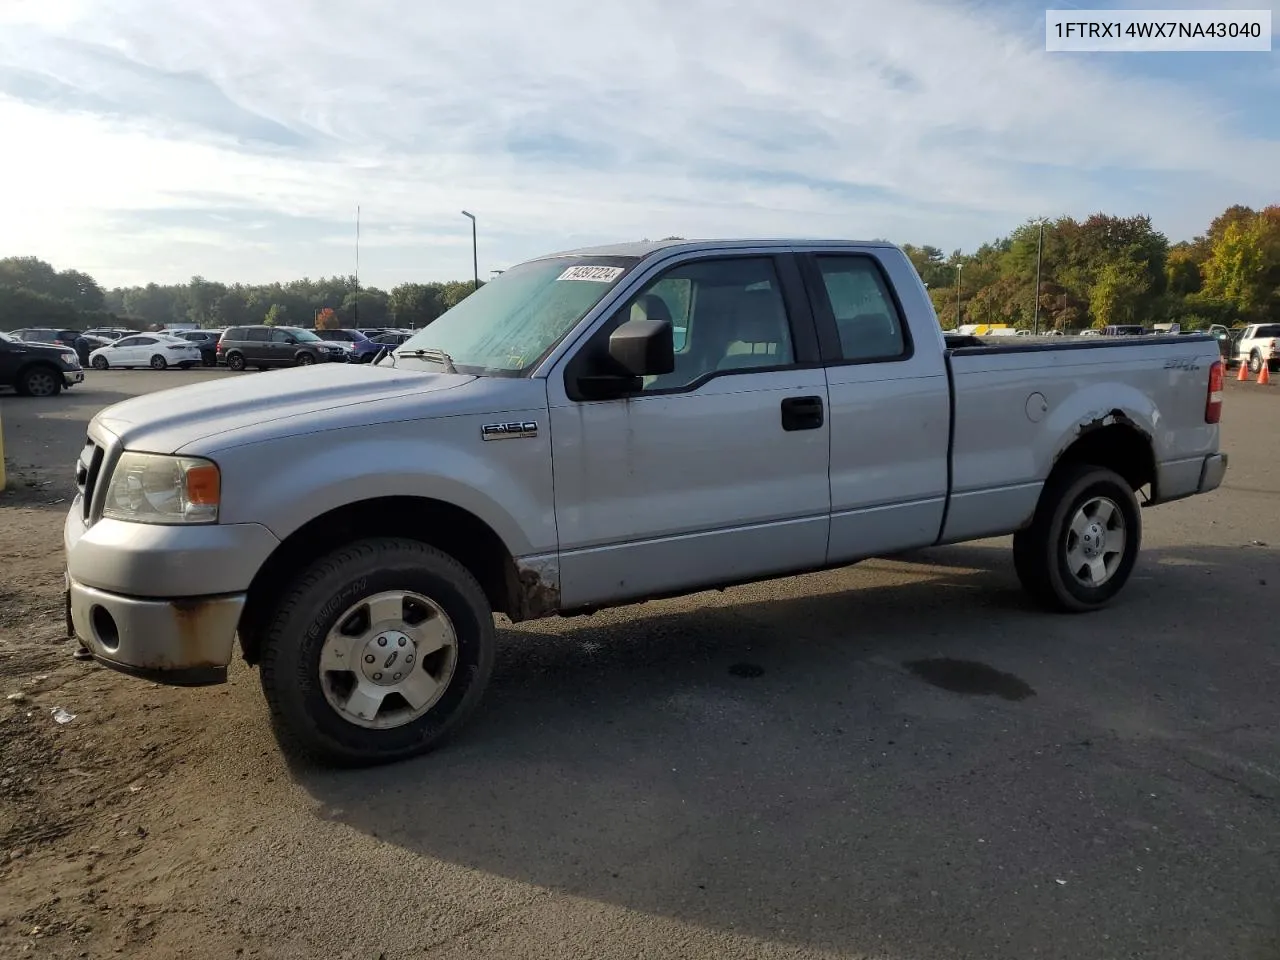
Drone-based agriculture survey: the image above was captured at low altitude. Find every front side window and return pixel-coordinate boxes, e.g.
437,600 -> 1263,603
397,256 -> 638,376
815,256 -> 908,362
615,257 -> 796,393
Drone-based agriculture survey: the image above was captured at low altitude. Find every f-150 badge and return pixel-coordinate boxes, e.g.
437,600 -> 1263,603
481,421 -> 538,440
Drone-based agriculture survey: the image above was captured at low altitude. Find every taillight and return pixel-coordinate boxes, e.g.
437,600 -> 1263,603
1206,359 -> 1223,424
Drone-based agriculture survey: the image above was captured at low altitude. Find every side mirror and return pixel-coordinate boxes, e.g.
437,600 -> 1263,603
607,317 -> 675,377
573,317 -> 675,401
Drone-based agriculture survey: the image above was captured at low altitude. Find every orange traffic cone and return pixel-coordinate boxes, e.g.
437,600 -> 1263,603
1259,363 -> 1272,386
1238,361 -> 1250,382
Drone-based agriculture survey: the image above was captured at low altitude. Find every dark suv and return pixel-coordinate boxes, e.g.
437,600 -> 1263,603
10,328 -> 81,348
0,330 -> 84,396
216,326 -> 346,371
175,329 -> 224,366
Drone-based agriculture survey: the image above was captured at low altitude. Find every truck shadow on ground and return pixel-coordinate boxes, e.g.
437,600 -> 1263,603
289,541 -> 1280,958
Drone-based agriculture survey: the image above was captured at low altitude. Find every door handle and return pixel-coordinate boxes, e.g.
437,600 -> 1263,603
781,395 -> 824,431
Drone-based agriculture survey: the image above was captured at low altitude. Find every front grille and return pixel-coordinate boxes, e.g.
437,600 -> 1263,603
75,439 -> 104,523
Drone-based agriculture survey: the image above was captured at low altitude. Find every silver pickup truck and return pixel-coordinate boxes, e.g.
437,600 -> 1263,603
63,239 -> 1228,764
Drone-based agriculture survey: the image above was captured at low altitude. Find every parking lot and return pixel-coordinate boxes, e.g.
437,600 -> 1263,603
1,369 -> 1277,960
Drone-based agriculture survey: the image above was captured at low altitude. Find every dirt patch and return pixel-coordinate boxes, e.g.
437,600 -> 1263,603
0,503 -> 257,958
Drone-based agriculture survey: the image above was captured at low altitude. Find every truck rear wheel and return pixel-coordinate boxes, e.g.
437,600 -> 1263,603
259,537 -> 496,766
1012,465 -> 1141,612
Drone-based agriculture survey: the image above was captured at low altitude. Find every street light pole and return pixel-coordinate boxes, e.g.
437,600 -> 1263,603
461,210 -> 478,291
1033,217 -> 1047,336
955,263 -> 963,327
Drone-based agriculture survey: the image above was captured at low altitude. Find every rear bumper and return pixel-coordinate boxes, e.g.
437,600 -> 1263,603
1198,453 -> 1228,494
66,575 -> 242,685
1153,453 -> 1228,504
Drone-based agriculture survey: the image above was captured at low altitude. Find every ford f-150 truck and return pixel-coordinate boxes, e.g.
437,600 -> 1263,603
63,239 -> 1228,765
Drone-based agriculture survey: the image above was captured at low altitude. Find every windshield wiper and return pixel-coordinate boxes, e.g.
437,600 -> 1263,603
396,347 -> 457,373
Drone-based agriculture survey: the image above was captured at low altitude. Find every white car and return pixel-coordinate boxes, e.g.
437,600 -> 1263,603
88,334 -> 203,371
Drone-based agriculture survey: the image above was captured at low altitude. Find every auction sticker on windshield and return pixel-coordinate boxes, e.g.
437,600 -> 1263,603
558,265 -> 624,282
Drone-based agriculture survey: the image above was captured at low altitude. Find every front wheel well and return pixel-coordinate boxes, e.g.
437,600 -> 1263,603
238,496 -> 524,665
1049,416 -> 1155,500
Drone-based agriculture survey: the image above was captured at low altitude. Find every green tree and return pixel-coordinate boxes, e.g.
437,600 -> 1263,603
263,303 -> 287,326
389,283 -> 445,328
1201,207 -> 1280,321
1089,259 -> 1152,328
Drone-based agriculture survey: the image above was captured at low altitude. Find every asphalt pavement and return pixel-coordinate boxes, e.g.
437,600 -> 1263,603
1,369 -> 1277,960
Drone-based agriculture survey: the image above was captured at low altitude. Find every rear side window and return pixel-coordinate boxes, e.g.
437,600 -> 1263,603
814,256 -> 908,362
245,328 -> 270,342
222,328 -> 244,340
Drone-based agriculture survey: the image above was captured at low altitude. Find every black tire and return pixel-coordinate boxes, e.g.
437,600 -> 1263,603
91,355 -> 109,370
226,352 -> 246,371
1249,351 -> 1263,375
150,354 -> 168,370
16,365 -> 62,398
296,352 -> 315,366
259,537 -> 497,766
1013,464 -> 1141,613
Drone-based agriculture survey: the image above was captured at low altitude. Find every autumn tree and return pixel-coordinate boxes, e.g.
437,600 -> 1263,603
315,307 -> 339,330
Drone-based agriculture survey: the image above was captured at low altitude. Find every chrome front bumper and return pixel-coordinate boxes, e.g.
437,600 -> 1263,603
66,574 -> 243,685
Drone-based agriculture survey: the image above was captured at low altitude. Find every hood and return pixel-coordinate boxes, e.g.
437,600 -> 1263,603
16,340 -> 73,355
94,363 -> 475,454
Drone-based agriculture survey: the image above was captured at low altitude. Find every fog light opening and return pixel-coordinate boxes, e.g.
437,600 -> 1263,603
91,605 -> 120,652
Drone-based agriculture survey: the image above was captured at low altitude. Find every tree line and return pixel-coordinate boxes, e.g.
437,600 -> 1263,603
0,260 -> 484,332
2,202 -> 1276,334
913,204 -> 1279,332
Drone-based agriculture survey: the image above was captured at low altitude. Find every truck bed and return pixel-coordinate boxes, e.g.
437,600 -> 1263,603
935,331 -> 1220,545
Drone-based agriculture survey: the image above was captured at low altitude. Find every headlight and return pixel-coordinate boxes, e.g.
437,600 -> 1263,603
61,352 -> 79,365
103,453 -> 220,524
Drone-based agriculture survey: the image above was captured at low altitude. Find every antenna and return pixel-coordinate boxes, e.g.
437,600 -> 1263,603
354,205 -> 360,327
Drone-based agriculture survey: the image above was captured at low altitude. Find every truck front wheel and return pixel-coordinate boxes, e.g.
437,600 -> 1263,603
259,537 -> 496,766
1012,465 -> 1141,613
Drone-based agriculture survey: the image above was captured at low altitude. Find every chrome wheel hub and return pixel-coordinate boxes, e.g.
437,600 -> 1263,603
318,590 -> 459,730
1065,496 -> 1127,588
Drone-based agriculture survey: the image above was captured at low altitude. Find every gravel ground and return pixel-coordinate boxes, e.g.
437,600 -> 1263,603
1,370 -> 1277,960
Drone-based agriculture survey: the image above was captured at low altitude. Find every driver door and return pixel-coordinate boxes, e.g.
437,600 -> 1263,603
548,252 -> 831,609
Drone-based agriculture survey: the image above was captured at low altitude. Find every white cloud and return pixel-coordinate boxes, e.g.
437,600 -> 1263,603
0,0 -> 1275,288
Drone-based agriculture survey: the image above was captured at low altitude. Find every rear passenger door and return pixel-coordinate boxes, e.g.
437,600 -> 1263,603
798,251 -> 951,563
244,328 -> 271,364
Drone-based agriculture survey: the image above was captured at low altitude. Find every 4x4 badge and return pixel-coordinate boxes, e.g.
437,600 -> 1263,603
481,421 -> 538,441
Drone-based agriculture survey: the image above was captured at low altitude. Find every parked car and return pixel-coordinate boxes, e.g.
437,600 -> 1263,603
88,333 -> 203,370
83,328 -> 140,340
0,329 -> 84,396
216,326 -> 346,370
1222,323 -> 1280,374
63,238 -> 1228,766
174,329 -> 224,367
368,331 -> 411,349
312,328 -> 380,362
1100,325 -> 1147,336
9,327 -> 81,348
73,333 -> 115,366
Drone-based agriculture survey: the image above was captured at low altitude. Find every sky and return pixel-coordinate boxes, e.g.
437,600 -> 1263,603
0,0 -> 1276,290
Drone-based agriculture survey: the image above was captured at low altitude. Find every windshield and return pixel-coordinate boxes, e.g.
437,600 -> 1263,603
397,255 -> 638,375
286,328 -> 322,342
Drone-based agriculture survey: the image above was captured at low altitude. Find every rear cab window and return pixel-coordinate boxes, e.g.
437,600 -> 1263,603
812,255 -> 910,362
